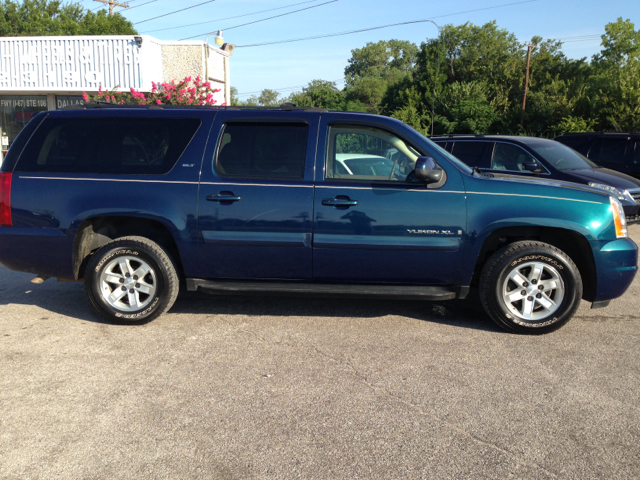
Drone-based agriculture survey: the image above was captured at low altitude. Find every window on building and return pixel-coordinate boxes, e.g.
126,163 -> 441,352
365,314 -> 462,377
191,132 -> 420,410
16,117 -> 201,175
0,95 -> 48,151
215,123 -> 308,179
56,96 -> 85,110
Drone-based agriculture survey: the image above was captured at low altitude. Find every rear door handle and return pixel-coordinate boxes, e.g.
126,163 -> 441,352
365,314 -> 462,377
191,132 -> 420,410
322,197 -> 358,207
207,193 -> 242,202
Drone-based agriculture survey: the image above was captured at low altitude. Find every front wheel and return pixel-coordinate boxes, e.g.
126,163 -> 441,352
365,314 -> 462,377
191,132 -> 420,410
84,236 -> 179,324
479,241 -> 583,334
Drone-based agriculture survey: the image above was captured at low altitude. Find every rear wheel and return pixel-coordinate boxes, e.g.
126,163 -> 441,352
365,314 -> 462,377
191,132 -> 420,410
84,236 -> 179,324
479,241 -> 582,334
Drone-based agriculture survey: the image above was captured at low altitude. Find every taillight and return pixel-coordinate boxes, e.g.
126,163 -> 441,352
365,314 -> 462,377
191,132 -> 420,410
610,196 -> 627,239
0,172 -> 12,227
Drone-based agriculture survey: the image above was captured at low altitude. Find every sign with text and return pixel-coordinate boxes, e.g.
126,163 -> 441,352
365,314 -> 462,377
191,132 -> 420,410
0,37 -> 147,91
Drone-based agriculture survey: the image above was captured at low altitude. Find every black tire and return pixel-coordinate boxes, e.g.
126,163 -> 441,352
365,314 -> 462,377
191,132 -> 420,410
84,236 -> 179,324
479,241 -> 582,334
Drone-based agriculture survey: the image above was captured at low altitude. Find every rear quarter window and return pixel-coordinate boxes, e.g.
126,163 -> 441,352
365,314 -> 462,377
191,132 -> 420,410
15,117 -> 201,175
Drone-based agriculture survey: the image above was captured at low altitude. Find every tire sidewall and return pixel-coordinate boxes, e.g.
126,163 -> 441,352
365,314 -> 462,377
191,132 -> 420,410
488,245 -> 581,333
86,243 -> 169,323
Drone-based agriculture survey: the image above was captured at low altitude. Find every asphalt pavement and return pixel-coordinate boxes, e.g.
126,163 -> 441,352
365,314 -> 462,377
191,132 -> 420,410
1,226 -> 639,479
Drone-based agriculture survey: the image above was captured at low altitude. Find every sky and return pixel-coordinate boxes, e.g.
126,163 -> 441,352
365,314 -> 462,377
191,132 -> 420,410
85,0 -> 639,100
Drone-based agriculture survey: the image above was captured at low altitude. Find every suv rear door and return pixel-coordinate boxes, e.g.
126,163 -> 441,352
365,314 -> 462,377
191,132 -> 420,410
588,136 -> 632,175
196,111 -> 318,280
312,116 -> 466,285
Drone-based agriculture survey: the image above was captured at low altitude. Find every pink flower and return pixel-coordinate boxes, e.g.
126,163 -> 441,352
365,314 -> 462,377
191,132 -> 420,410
82,91 -> 89,102
221,102 -> 227,106
156,99 -> 162,105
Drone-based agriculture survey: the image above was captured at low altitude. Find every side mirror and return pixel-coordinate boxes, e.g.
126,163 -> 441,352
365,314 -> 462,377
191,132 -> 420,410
522,162 -> 542,173
414,156 -> 443,184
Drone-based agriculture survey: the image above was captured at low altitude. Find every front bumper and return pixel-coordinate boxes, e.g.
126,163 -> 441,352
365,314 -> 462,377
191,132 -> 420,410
590,237 -> 638,302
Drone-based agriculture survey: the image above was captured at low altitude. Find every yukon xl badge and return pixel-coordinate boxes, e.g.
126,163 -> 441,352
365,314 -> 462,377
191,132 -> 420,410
407,229 -> 463,235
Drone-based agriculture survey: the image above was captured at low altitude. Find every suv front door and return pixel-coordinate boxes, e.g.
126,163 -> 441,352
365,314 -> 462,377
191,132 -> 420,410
312,118 -> 466,285
196,111 -> 318,280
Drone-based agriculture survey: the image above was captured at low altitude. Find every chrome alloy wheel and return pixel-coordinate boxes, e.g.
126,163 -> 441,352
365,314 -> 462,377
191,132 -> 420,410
99,255 -> 157,311
502,261 -> 565,321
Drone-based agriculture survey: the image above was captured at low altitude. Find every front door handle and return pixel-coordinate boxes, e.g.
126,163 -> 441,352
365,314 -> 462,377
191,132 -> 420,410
322,197 -> 358,207
207,192 -> 242,202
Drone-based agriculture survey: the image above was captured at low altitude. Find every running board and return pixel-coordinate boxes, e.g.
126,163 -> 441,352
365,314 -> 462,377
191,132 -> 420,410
186,278 -> 469,301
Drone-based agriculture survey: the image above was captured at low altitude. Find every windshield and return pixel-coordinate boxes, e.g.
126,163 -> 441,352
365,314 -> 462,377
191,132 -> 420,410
530,142 -> 598,171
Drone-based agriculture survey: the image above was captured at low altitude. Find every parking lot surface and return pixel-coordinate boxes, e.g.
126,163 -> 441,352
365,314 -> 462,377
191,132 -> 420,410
1,226 -> 639,479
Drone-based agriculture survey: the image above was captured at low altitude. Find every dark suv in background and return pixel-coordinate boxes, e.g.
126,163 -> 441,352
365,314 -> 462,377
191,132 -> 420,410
432,135 -> 640,222
555,132 -> 640,180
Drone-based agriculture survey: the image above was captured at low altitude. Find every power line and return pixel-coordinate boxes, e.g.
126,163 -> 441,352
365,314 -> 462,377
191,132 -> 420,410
180,0 -> 339,40
134,0 -> 218,25
124,0 -> 158,11
235,0 -> 537,48
236,79 -> 345,97
141,0 -> 322,34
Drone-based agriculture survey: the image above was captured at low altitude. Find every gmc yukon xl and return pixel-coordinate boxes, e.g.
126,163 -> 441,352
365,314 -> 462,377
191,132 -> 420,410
0,104 -> 636,334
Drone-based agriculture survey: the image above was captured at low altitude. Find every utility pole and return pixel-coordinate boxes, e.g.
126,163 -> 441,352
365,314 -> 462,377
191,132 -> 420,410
520,42 -> 534,129
94,0 -> 129,16
425,20 -> 441,136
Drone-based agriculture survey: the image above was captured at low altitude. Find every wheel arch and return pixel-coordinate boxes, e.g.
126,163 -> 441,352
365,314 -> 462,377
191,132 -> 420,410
471,225 -> 597,302
73,216 -> 184,281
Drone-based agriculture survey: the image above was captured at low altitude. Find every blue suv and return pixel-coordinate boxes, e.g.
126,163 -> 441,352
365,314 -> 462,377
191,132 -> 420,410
0,105 -> 637,334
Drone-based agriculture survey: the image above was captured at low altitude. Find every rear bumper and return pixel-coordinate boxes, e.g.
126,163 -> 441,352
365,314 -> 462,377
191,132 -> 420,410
591,237 -> 638,302
0,227 -> 74,279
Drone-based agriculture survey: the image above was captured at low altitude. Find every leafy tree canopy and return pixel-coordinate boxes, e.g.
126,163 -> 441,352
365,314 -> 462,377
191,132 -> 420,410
0,0 -> 137,36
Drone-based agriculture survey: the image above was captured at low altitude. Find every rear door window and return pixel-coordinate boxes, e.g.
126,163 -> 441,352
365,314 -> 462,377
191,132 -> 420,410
17,117 -> 201,175
589,138 -> 628,164
215,123 -> 307,179
451,141 -> 492,168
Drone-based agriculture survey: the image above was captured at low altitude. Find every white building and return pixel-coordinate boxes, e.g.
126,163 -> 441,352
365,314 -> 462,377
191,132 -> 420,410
0,35 -> 232,156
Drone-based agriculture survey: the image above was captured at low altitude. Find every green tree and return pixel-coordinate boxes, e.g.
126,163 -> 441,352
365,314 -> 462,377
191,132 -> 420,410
0,0 -> 137,36
343,39 -> 418,114
589,18 -> 640,131
257,88 -> 280,106
287,80 -> 345,110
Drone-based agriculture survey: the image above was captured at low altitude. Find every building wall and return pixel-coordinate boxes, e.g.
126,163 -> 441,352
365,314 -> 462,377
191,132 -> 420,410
160,43 -> 229,105
0,35 -> 231,158
161,45 -> 204,86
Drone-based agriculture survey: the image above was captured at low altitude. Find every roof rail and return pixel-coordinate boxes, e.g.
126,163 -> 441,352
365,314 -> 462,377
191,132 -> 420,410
558,131 -> 639,135
62,101 -> 329,113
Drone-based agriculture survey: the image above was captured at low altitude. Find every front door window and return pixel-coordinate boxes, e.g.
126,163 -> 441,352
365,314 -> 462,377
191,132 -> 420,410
326,125 -> 420,182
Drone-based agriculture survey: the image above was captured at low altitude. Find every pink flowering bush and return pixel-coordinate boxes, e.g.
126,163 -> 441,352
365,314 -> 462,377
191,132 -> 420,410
84,76 -> 224,106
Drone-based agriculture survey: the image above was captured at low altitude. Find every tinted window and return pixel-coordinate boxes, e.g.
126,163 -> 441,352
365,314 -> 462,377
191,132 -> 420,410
556,135 -> 593,154
491,143 -> 539,171
529,141 -> 597,170
17,117 -> 201,175
590,138 -> 627,164
326,125 -> 420,182
451,141 -> 492,168
216,123 -> 307,179
635,142 -> 640,164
